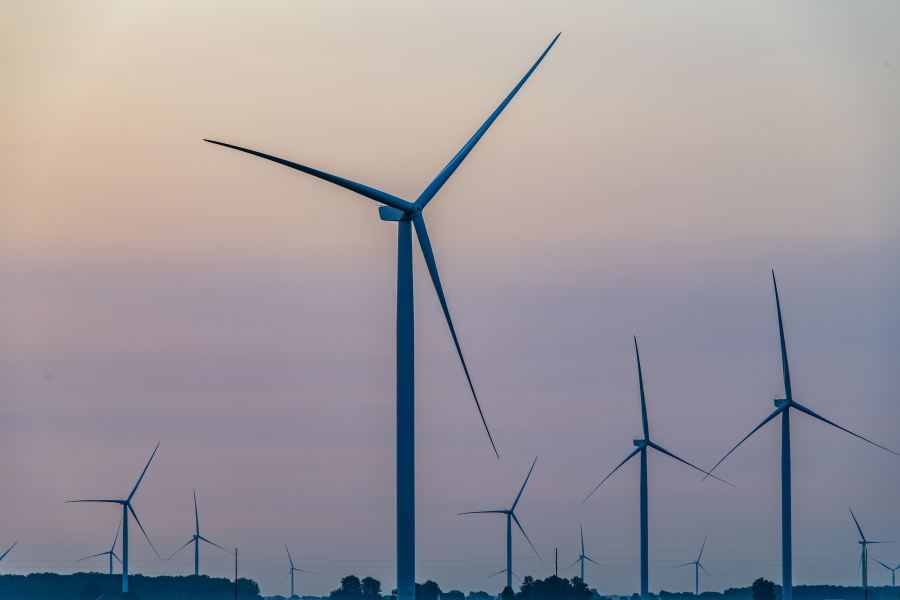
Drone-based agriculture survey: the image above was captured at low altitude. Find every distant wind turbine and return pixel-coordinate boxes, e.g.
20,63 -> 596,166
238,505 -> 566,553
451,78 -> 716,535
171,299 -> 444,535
850,509 -> 892,591
204,34 -> 560,600
584,338 -> 730,600
78,519 -> 122,575
705,273 -> 898,600
168,491 -> 229,575
67,443 -> 162,593
488,568 -> 522,583
0,541 -> 18,573
565,525 -> 605,583
460,457 -> 542,590
873,560 -> 900,587
674,537 -> 713,596
282,545 -> 306,598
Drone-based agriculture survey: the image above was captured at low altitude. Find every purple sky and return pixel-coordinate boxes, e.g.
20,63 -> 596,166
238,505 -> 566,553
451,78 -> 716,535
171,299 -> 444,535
1,1 -> 899,597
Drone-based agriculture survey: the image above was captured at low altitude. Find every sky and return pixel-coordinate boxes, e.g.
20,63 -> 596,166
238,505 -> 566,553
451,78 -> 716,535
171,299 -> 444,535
1,0 -> 899,597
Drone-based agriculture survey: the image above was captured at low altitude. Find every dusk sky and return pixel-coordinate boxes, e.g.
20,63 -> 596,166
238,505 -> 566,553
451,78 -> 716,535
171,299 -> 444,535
1,1 -> 899,597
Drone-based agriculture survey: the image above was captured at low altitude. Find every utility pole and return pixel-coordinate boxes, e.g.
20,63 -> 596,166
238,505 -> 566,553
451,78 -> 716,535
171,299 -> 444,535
235,548 -> 238,600
555,548 -> 558,577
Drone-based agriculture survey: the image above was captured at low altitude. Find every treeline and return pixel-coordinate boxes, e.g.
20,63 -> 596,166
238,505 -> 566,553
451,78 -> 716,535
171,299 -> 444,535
0,572 -> 262,600
657,584 -> 900,600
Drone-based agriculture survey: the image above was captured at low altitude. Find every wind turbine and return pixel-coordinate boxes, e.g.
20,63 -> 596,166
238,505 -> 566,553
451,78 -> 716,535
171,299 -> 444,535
0,541 -> 18,573
584,338 -> 729,600
565,525 -> 604,583
78,519 -> 123,575
283,545 -> 306,598
704,272 -> 898,600
850,509 -> 892,591
873,560 -> 900,587
488,568 -> 522,584
204,34 -> 560,600
460,457 -> 542,590
674,537 -> 712,596
168,491 -> 229,575
67,443 -> 162,593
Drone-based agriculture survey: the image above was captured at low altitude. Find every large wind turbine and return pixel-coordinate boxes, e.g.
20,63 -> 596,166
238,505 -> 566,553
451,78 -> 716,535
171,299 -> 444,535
67,443 -> 162,593
565,525 -> 604,583
460,457 -> 542,590
850,509 -> 891,591
674,537 -> 712,596
78,519 -> 122,575
705,273 -> 898,600
0,541 -> 18,573
283,545 -> 306,598
584,338 -> 729,600
873,560 -> 900,587
168,490 -> 229,575
204,35 -> 559,600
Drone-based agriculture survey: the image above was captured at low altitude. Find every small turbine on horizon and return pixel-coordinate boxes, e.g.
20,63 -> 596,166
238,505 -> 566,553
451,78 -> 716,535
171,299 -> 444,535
488,568 -> 522,584
77,518 -> 123,575
460,457 -> 542,590
565,525 -> 605,583
705,273 -> 898,600
282,545 -> 307,598
0,541 -> 18,574
583,338 -> 730,600
674,536 -> 713,596
850,509 -> 892,591
873,560 -> 900,587
168,490 -> 230,575
67,443 -> 162,593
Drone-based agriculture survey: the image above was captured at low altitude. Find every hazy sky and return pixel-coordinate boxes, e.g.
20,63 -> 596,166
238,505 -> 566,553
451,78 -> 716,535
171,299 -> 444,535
1,1 -> 899,597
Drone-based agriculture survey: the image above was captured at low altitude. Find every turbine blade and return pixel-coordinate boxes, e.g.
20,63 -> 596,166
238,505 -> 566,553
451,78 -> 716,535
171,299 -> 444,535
487,569 -> 506,579
0,541 -> 18,562
203,140 -> 413,213
703,405 -> 786,480
511,513 -> 543,563
127,442 -> 160,502
166,539 -> 195,562
113,552 -> 123,565
699,563 -> 716,583
564,558 -> 581,573
412,215 -> 498,458
874,559 -> 891,570
286,545 -> 295,569
792,402 -> 900,457
199,536 -> 231,553
416,33 -> 561,209
698,536 -> 707,561
66,499 -> 125,504
648,441 -> 733,486
112,517 -> 122,550
280,571 -> 292,588
194,490 -> 200,536
634,337 -> 649,440
77,552 -> 109,562
128,504 -> 161,561
511,457 -> 538,511
458,510 -> 508,515
584,556 -> 607,569
673,563 -> 693,568
583,445 -> 643,505
772,271 -> 793,401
